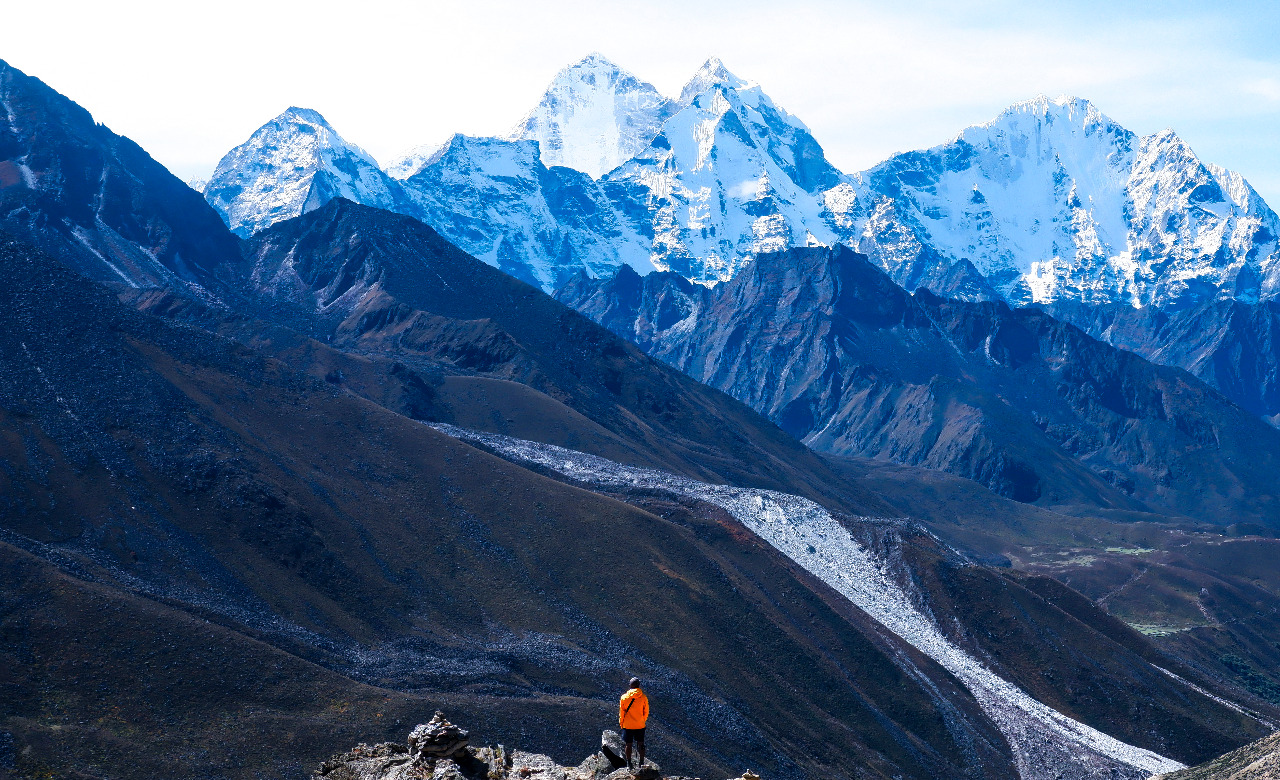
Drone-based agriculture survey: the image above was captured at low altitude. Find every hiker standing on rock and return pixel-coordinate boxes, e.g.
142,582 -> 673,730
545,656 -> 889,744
619,676 -> 649,768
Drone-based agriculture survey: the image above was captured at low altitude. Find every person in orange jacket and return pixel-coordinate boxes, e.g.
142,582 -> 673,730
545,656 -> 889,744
619,676 -> 649,768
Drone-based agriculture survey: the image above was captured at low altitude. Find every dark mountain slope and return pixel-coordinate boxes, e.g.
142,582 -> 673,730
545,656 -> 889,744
1051,299 -> 1280,426
6,230 -> 1271,776
560,246 -> 1280,527
0,538 -> 493,780
0,59 -> 242,296
0,234 -> 1027,780
556,264 -> 713,352
235,198 -> 889,512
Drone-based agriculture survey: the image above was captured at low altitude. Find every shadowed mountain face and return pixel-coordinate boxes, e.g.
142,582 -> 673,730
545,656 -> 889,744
1,233 -> 1011,780
556,264 -> 713,353
0,59 -> 242,296
558,246 -> 1280,526
2,226 -> 1270,780
1050,299 -> 1280,427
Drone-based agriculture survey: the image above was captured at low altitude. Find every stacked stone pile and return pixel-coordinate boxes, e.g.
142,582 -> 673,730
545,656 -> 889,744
408,712 -> 471,761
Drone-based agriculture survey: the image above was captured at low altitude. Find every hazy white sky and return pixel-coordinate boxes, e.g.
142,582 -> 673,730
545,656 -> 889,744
7,0 -> 1280,203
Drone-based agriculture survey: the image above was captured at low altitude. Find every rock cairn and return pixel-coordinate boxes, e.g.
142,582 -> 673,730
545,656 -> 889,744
407,712 -> 470,760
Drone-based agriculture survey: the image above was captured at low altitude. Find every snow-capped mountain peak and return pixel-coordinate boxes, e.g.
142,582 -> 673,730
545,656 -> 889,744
197,56 -> 1280,312
397,132 -> 655,291
506,52 -> 671,179
957,94 -> 1132,159
204,107 -> 404,237
277,105 -> 328,128
839,95 -> 1280,308
677,57 -> 755,105
604,59 -> 842,283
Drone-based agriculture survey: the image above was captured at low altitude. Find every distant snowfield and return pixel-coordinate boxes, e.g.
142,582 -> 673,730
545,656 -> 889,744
432,423 -> 1187,780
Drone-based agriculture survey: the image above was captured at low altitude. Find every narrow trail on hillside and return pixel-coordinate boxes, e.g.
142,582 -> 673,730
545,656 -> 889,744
433,423 -> 1188,780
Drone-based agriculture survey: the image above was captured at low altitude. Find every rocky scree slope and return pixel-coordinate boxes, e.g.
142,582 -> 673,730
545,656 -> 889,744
0,59 -> 242,297
431,424 -> 1278,779
558,245 -> 1280,527
1153,728 -> 1280,780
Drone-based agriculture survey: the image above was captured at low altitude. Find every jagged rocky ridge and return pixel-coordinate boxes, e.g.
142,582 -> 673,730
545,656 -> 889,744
201,61 -> 1280,306
558,246 -> 1280,526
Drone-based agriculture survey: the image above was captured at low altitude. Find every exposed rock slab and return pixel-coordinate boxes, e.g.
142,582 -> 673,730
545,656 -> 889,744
316,722 -> 692,780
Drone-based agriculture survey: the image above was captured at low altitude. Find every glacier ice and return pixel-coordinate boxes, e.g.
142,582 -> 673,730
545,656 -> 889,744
431,423 -> 1189,780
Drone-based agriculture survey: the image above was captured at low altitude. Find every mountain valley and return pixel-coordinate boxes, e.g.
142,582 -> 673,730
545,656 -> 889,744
2,50 -> 1280,780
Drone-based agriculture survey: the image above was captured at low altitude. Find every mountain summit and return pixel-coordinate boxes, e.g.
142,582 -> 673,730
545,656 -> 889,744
203,107 -> 407,237
836,94 -> 1280,308
676,56 -> 753,104
602,57 -> 842,282
507,53 -> 673,179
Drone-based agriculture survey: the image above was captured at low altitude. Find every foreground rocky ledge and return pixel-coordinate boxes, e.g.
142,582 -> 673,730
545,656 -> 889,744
315,712 -> 760,780
1151,729 -> 1280,780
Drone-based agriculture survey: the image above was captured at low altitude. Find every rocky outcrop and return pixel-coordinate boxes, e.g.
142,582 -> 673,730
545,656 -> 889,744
1152,730 -> 1280,780
315,718 -> 694,780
